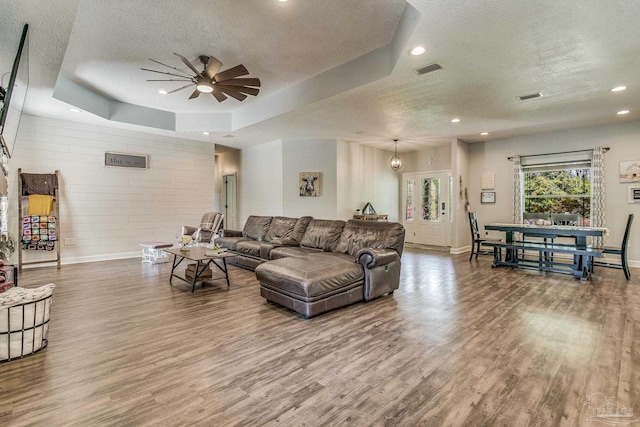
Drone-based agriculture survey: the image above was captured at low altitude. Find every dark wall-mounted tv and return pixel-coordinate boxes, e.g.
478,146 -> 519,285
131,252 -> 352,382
0,23 -> 29,160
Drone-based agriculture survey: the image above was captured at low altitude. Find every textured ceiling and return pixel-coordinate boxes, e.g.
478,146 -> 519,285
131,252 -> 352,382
1,0 -> 639,152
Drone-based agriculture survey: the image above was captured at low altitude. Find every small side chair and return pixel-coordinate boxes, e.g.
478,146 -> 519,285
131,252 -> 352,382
181,212 -> 224,244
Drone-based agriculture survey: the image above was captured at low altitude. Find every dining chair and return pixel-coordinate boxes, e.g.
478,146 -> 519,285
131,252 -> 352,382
468,211 -> 501,261
591,214 -> 634,280
551,213 -> 580,226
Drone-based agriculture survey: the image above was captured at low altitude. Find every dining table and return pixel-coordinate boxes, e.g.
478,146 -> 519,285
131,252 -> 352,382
484,223 -> 608,280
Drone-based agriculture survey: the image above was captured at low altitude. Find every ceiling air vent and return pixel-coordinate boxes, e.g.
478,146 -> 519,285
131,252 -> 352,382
517,92 -> 542,101
415,63 -> 443,75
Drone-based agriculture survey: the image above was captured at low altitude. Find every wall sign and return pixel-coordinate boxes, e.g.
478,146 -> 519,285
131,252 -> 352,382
105,152 -> 148,169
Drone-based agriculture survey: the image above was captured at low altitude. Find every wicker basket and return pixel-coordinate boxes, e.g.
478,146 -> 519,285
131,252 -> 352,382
0,284 -> 54,362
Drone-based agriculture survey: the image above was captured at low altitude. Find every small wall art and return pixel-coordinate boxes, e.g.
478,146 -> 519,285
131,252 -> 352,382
619,160 -> 640,183
481,191 -> 496,204
629,186 -> 640,204
299,172 -> 321,197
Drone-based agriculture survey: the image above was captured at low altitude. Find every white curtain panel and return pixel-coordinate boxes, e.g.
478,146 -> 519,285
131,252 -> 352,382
591,147 -> 606,247
512,155 -> 523,224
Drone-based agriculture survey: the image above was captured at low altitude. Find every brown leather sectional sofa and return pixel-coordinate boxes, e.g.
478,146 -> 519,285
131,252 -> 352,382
216,215 -> 405,318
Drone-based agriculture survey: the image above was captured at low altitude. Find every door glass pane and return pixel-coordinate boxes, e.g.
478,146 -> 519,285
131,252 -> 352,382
405,179 -> 414,221
421,178 -> 440,221
448,175 -> 453,222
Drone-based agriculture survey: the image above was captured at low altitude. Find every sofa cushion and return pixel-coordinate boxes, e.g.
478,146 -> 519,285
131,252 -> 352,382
299,219 -> 345,252
216,236 -> 252,251
242,216 -> 273,241
291,216 -> 313,242
270,246 -> 322,260
264,217 -> 298,242
236,240 -> 262,258
255,253 -> 364,300
335,220 -> 405,257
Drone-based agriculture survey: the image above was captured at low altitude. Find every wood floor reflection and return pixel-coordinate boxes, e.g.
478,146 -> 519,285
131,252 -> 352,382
1,248 -> 638,426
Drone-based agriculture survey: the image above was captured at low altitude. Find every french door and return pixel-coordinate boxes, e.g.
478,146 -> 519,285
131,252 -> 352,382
402,171 -> 452,247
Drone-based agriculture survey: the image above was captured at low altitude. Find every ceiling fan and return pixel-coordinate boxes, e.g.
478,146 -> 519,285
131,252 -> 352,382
141,53 -> 261,102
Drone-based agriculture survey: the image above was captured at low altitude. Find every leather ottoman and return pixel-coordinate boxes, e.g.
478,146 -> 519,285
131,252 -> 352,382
255,253 -> 365,318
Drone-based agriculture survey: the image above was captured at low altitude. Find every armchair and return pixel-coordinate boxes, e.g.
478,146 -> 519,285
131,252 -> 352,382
181,212 -> 224,244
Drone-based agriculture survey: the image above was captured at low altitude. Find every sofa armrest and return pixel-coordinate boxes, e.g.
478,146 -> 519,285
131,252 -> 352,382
356,248 -> 401,301
356,248 -> 399,268
221,229 -> 242,237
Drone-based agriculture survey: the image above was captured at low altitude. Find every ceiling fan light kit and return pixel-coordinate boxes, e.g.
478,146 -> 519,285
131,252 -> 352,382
142,53 -> 261,102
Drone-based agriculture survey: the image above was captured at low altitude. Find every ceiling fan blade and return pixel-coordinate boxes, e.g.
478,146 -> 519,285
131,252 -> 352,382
214,64 -> 249,83
167,84 -> 194,94
145,79 -> 192,82
217,86 -> 247,101
189,89 -> 201,99
147,58 -> 193,77
141,68 -> 195,79
173,52 -> 201,76
211,89 -> 228,102
204,56 -> 224,80
218,78 -> 261,87
216,85 -> 259,96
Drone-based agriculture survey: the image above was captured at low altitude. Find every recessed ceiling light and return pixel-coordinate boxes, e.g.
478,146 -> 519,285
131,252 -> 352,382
610,86 -> 627,92
617,110 -> 630,115
480,132 -> 489,136
202,132 -> 210,135
410,46 -> 426,56
158,89 -> 168,95
451,118 -> 460,123
278,0 -> 288,2
69,108 -> 81,113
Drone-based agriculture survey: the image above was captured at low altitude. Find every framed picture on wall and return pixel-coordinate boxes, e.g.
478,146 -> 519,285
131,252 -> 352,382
481,191 -> 496,204
299,172 -> 321,197
619,160 -> 640,183
629,186 -> 640,204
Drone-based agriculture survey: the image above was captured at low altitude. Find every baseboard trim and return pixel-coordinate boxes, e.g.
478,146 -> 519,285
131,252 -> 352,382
20,251 -> 141,269
450,246 -> 471,255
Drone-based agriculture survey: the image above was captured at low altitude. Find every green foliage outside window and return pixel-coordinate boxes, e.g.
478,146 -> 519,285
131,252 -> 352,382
524,169 -> 591,222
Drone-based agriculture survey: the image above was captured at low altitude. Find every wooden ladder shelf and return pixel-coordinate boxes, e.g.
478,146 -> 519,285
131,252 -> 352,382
17,169 -> 61,272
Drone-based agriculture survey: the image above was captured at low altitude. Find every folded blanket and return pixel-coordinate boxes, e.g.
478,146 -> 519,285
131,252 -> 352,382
27,195 -> 53,216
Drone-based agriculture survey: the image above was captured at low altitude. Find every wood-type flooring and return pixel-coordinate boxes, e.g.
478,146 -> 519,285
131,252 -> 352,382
0,248 -> 638,426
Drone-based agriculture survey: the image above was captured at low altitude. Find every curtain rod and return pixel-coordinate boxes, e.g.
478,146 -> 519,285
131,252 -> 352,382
507,147 -> 609,161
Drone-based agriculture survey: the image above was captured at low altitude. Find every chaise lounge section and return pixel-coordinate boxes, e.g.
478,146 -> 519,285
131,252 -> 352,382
218,216 -> 405,318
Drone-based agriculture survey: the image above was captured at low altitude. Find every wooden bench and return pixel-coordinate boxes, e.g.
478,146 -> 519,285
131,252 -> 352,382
487,241 -> 603,281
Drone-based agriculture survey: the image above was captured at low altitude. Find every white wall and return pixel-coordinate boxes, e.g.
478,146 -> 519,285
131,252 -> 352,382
8,114 -> 216,265
282,139 -> 337,219
467,120 -> 640,266
239,139 -> 283,226
402,144 -> 452,174
337,141 -> 399,221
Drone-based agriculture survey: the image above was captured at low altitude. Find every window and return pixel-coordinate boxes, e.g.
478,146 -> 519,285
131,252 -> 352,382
523,163 -> 591,225
421,177 -> 440,221
405,179 -> 414,221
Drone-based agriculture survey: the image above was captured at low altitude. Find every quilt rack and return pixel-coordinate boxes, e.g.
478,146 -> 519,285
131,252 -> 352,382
17,169 -> 61,272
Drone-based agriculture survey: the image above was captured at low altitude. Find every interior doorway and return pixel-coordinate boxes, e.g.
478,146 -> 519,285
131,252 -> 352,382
402,170 -> 453,247
222,173 -> 237,230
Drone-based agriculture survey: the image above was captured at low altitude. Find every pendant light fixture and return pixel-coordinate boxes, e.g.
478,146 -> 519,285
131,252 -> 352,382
389,139 -> 403,171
